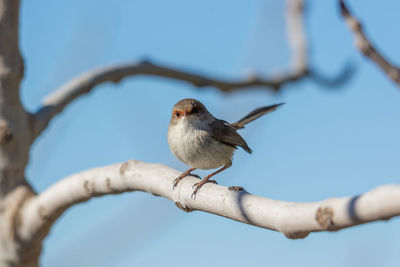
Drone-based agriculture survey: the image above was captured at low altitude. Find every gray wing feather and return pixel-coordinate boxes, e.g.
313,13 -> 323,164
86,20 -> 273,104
210,120 -> 252,154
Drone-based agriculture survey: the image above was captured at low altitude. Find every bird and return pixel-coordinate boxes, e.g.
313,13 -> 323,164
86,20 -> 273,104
167,98 -> 283,198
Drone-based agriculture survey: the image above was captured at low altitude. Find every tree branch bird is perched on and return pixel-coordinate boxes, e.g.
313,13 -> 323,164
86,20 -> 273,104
168,98 -> 284,198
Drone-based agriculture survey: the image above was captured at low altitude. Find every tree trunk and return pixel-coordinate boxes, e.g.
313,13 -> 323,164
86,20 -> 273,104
0,0 -> 39,266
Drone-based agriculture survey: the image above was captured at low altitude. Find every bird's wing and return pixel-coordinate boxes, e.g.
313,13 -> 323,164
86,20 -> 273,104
230,103 -> 284,130
210,119 -> 252,154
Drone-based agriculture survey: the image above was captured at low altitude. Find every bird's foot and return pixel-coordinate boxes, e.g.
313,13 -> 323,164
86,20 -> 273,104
172,176 -> 184,189
191,180 -> 217,189
172,170 -> 200,190
191,179 -> 218,199
191,184 -> 201,199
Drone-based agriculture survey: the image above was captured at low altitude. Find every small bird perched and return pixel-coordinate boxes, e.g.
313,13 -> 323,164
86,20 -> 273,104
167,98 -> 283,198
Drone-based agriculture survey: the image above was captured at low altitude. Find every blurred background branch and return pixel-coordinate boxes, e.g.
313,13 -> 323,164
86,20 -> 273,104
340,0 -> 400,87
31,0 -> 354,141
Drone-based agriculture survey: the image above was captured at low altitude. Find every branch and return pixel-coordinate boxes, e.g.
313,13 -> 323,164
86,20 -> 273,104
339,0 -> 400,87
29,60 -> 303,139
286,0 -> 307,73
18,160 -> 400,244
0,0 -> 32,196
30,0 -> 353,140
29,60 -> 300,138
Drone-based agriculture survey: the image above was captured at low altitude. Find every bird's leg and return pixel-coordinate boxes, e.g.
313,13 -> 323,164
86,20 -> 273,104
173,168 -> 197,189
191,163 -> 232,198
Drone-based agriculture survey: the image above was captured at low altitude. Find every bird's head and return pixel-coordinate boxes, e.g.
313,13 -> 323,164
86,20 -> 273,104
170,98 -> 212,126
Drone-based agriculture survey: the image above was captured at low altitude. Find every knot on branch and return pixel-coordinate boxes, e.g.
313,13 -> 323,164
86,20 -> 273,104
0,120 -> 13,143
316,206 -> 335,229
83,180 -> 95,196
175,201 -> 193,212
284,231 -> 310,239
228,186 -> 244,192
120,160 -> 137,176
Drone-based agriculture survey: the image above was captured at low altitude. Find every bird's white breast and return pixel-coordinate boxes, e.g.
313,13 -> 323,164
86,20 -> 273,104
168,118 -> 235,170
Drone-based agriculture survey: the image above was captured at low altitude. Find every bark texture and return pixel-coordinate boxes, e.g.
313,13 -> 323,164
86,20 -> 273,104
0,1 -> 39,266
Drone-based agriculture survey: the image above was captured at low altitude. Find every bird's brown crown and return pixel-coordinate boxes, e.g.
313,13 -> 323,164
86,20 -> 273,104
172,98 -> 206,118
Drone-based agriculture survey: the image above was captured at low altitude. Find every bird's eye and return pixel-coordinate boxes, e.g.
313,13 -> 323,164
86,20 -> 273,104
175,112 -> 180,118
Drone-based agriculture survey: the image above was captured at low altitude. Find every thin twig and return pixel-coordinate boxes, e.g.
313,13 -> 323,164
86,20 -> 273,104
339,0 -> 400,87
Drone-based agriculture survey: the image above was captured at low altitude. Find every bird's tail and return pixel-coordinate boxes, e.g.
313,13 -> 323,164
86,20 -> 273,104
230,103 -> 284,130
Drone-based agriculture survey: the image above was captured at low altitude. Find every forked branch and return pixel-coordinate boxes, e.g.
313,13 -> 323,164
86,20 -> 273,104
18,160 -> 400,244
30,0 -> 353,140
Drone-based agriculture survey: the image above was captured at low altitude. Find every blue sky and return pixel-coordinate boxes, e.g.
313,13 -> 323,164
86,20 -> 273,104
20,0 -> 400,266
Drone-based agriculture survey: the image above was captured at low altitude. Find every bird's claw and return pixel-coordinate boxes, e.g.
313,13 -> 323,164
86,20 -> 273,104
191,180 -> 217,189
173,171 -> 201,190
189,173 -> 201,179
172,177 -> 181,190
191,184 -> 201,199
190,179 -> 218,199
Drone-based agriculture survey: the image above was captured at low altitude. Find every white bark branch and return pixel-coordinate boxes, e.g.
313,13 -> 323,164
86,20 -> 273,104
340,0 -> 400,87
18,160 -> 400,243
286,0 -> 307,73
